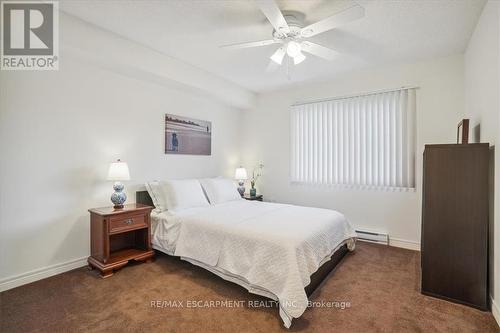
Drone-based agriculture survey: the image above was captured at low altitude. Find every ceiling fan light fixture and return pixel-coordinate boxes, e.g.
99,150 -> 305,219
270,47 -> 286,65
286,41 -> 301,57
293,52 -> 306,65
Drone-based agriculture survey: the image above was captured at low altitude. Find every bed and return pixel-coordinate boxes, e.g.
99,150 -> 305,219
137,185 -> 356,328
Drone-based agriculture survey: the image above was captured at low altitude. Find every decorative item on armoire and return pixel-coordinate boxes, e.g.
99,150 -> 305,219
107,159 -> 130,209
457,119 -> 469,144
235,167 -> 248,196
250,163 -> 264,197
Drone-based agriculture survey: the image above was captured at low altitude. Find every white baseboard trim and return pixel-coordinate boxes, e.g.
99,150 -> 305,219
492,296 -> 500,327
389,237 -> 421,251
0,257 -> 88,292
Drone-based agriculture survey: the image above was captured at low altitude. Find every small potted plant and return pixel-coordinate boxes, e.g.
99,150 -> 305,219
250,163 -> 264,197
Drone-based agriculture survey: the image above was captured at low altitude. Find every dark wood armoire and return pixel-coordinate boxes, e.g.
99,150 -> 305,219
421,143 -> 489,310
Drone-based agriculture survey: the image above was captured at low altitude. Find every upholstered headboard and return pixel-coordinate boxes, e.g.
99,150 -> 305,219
136,191 -> 154,207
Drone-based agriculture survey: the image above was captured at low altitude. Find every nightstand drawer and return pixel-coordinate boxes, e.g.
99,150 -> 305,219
109,214 -> 146,234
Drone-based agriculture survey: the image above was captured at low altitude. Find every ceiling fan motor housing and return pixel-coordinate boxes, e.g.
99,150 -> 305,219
272,11 -> 305,40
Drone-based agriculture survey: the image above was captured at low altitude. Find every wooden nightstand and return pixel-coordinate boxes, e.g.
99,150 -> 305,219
88,203 -> 154,278
243,194 -> 263,201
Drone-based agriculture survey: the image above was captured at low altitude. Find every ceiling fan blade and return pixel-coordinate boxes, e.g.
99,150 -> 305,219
255,0 -> 290,35
301,41 -> 339,61
300,5 -> 365,38
220,39 -> 280,50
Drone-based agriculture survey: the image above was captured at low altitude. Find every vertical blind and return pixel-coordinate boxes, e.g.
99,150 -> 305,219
290,88 -> 416,190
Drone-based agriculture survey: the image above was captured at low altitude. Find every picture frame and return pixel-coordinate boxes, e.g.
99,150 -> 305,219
165,114 -> 212,155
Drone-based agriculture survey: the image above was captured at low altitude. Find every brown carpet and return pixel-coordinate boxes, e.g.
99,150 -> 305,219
1,242 -> 498,333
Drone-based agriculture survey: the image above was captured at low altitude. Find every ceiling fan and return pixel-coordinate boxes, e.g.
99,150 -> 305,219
220,0 -> 365,69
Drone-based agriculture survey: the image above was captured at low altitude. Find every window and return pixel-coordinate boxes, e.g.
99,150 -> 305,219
290,88 -> 416,190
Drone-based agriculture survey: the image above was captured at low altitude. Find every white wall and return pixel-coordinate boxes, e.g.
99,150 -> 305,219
462,0 -> 500,322
0,16 -> 243,289
241,55 -> 464,250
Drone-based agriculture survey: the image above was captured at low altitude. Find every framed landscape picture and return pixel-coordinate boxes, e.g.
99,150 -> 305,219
165,114 -> 212,155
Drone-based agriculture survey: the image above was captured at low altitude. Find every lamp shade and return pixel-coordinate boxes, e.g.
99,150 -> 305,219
293,52 -> 306,65
234,167 -> 248,180
270,47 -> 286,65
286,41 -> 301,57
107,160 -> 130,181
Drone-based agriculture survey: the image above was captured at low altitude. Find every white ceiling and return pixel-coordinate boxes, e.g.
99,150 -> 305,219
61,0 -> 485,93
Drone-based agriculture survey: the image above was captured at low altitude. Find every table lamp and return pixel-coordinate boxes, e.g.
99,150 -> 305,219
107,159 -> 130,209
234,167 -> 248,196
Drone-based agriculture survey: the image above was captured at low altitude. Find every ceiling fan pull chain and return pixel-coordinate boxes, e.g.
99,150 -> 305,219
286,56 -> 291,81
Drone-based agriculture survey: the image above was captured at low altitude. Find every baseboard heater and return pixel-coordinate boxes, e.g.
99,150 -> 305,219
355,230 -> 389,245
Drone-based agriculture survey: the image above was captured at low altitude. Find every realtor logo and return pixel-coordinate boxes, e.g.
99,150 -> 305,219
1,1 -> 59,70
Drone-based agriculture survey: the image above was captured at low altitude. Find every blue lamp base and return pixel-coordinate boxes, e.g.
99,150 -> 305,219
111,181 -> 127,209
237,180 -> 245,197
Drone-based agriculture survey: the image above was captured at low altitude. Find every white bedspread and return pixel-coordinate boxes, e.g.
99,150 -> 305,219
151,200 -> 356,327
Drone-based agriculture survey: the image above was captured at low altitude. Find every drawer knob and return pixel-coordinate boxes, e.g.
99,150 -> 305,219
124,219 -> 133,225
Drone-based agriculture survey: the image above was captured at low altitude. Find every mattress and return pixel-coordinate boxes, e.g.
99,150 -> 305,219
151,200 -> 356,328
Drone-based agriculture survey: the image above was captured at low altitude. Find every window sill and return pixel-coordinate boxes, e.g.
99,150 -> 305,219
290,182 -> 417,192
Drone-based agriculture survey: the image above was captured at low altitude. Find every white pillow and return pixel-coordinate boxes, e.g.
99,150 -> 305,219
145,181 -> 167,212
199,178 -> 242,205
160,179 -> 209,211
